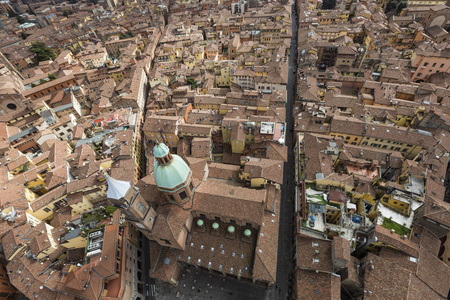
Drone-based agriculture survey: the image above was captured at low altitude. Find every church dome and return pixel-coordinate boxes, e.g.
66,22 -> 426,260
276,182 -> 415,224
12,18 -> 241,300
153,145 -> 192,192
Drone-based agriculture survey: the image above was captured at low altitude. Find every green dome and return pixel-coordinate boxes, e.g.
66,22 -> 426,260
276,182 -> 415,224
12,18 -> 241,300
212,222 -> 219,229
153,143 -> 170,158
154,153 -> 192,192
197,219 -> 204,226
244,229 -> 251,237
227,226 -> 235,233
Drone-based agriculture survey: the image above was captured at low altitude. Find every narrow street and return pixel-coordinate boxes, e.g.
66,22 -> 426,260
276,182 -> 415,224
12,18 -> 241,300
147,3 -> 299,299
273,1 -> 298,299
143,231 -> 157,299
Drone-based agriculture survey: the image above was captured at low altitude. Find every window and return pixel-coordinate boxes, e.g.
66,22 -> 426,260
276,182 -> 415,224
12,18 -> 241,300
230,220 -> 236,224
6,103 -> 17,110
168,194 -> 175,201
190,182 -> 194,191
215,217 -> 221,222
43,207 -> 51,212
179,191 -> 188,200
136,202 -> 145,212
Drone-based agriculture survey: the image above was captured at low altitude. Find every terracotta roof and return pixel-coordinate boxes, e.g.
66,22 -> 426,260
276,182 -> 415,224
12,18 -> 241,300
46,165 -> 68,190
23,74 -> 75,97
363,252 -> 412,300
252,194 -> 280,283
375,225 -> 419,257
416,248 -> 450,298
57,264 -> 104,300
296,236 -> 333,273
0,182 -> 28,210
30,185 -> 67,211
152,204 -> 191,242
407,274 -> 446,300
243,158 -> 284,184
149,241 -> 179,282
193,180 -> 266,225
92,210 -> 120,279
191,137 -> 211,158
295,269 -> 341,300
208,163 -> 240,182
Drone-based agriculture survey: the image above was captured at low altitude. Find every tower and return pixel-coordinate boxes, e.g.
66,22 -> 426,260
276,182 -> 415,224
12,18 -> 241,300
104,173 -> 156,237
0,64 -> 26,116
153,143 -> 194,205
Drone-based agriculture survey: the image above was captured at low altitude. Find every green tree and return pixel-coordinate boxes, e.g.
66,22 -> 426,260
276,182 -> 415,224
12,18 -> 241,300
396,2 -> 407,15
119,31 -> 134,39
39,79 -> 47,85
186,77 -> 198,89
48,73 -> 57,80
16,15 -> 26,24
322,0 -> 335,9
31,83 -> 37,87
30,41 -> 57,62
71,48 -> 81,55
20,31 -> 30,40
385,1 -> 397,13
7,9 -> 17,18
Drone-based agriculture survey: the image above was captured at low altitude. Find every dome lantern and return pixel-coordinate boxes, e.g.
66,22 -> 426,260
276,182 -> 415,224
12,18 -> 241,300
153,143 -> 173,166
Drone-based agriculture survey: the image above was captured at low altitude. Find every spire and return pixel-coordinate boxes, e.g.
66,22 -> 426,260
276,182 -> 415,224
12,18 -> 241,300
103,173 -> 131,200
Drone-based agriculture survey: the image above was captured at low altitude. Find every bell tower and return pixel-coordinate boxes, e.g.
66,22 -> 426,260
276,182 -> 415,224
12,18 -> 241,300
104,173 -> 156,238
